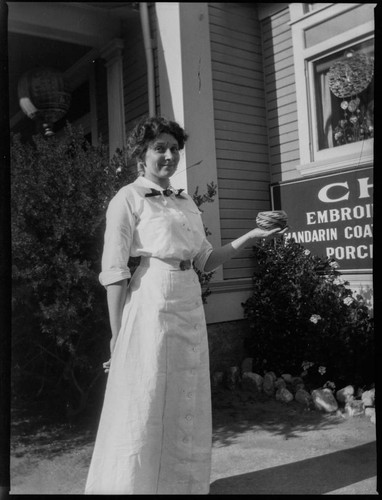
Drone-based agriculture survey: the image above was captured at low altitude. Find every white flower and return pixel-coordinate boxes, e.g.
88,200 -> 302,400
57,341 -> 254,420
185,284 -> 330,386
301,361 -> 314,371
343,297 -> 354,306
333,278 -> 343,286
324,380 -> 336,391
304,249 -> 311,256
318,366 -> 326,375
310,314 -> 321,324
329,260 -> 339,269
116,166 -> 122,173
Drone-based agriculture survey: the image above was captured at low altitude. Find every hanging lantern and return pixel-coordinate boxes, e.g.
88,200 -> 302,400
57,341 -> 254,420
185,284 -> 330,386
18,67 -> 71,136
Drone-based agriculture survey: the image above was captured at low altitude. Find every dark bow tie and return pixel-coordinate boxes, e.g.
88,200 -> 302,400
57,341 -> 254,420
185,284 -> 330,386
145,188 -> 185,198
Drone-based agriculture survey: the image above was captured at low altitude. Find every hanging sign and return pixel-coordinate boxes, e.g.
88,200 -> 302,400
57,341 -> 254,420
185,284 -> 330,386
270,167 -> 373,272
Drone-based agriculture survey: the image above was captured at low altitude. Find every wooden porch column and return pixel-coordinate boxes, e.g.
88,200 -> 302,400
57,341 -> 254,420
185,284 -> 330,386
155,2 -> 223,280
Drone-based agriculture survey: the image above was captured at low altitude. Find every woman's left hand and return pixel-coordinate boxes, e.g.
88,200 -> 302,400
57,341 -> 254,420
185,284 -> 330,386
249,226 -> 288,242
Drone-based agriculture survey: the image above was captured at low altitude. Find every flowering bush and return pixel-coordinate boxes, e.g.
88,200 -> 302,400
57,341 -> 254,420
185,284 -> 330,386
242,238 -> 374,388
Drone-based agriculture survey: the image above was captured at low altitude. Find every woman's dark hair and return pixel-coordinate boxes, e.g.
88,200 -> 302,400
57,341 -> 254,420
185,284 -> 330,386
126,116 -> 188,161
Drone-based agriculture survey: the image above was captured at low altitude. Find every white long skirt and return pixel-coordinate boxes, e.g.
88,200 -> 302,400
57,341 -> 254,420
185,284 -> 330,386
85,257 -> 212,494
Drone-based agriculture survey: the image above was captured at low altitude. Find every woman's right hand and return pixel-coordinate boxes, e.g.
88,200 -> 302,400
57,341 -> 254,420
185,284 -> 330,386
103,359 -> 111,373
103,337 -> 117,373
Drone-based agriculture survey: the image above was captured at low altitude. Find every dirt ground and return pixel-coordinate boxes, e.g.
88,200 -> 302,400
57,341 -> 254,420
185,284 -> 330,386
9,388 -> 378,495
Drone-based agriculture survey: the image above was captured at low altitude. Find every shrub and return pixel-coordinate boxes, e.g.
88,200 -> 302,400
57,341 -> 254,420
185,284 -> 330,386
242,238 -> 374,389
11,125 -> 136,415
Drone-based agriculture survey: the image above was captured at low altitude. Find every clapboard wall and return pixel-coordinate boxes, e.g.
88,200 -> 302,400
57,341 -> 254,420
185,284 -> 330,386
260,6 -> 300,183
122,19 -> 150,137
208,2 -> 271,280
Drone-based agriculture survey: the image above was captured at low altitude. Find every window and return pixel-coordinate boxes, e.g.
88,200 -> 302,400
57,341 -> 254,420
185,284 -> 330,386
290,3 -> 375,175
313,39 -> 374,152
304,4 -> 327,15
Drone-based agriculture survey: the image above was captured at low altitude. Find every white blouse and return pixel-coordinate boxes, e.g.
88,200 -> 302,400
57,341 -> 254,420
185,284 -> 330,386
99,176 -> 213,286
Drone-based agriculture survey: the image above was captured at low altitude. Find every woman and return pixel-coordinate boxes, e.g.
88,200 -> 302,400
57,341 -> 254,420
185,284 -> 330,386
85,116 -> 286,494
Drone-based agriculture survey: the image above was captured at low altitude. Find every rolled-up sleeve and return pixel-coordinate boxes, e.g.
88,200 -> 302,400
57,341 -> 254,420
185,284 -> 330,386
193,236 -> 213,273
99,192 -> 136,286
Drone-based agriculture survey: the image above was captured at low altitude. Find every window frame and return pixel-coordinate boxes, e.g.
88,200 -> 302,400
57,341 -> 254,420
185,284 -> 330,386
290,3 -> 375,176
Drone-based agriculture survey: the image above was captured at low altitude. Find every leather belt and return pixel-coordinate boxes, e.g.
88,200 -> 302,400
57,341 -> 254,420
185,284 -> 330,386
179,259 -> 192,270
140,257 -> 193,271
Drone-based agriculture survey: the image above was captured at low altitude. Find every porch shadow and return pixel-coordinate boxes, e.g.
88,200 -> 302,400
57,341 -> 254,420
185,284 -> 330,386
212,395 -> 345,446
210,441 -> 377,495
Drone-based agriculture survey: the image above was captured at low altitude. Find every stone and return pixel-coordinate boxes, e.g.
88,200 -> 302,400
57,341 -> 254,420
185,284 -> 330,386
224,366 -> 240,390
241,372 -> 263,393
293,383 -> 305,394
276,387 -> 294,403
275,377 -> 287,390
291,377 -> 304,387
281,373 -> 293,383
361,388 -> 375,407
336,385 -> 354,404
212,371 -> 224,387
311,388 -> 338,413
365,407 -> 376,424
356,387 -> 364,399
295,388 -> 312,406
345,399 -> 365,417
263,372 -> 276,396
241,357 -> 253,373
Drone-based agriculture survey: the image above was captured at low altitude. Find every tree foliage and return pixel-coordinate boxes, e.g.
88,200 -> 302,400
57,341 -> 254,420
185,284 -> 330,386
242,238 -> 374,389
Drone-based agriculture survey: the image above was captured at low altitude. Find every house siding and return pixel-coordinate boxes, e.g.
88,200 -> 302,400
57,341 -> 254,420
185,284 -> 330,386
260,6 -> 300,183
208,2 -> 271,281
122,21 -> 149,136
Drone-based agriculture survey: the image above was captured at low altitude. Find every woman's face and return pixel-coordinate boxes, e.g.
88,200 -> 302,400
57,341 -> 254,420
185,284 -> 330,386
142,133 -> 180,187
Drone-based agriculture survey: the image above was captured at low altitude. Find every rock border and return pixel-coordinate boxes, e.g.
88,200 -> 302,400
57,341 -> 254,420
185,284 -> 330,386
212,359 -> 375,425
